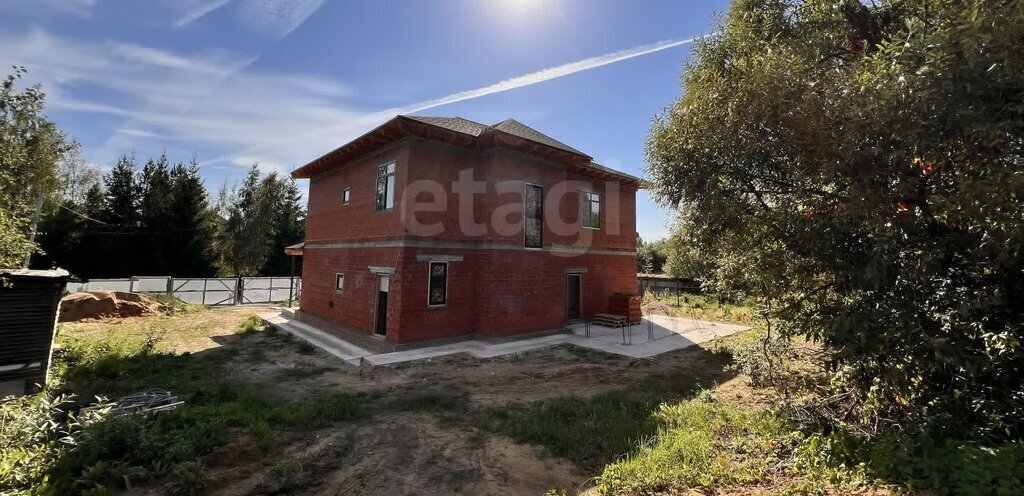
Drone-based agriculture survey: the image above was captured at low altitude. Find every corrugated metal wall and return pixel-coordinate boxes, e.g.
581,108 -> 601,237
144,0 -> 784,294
0,274 -> 66,394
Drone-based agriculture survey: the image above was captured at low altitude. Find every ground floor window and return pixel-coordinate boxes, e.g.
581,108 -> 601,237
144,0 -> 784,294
428,262 -> 447,306
335,273 -> 344,292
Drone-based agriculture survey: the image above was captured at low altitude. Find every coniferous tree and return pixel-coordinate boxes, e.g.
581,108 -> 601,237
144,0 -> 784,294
263,178 -> 306,276
139,154 -> 173,274
75,183 -> 107,277
167,158 -> 216,276
100,154 -> 141,276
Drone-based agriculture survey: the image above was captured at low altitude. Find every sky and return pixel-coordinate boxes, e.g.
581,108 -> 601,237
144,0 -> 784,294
0,0 -> 728,241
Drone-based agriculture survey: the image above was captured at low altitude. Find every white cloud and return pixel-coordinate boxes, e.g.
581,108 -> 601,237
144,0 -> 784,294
0,0 -> 96,17
172,0 -> 327,38
174,0 -> 236,27
0,27 -> 698,183
211,35 -> 701,169
236,0 -> 328,38
405,37 -> 699,114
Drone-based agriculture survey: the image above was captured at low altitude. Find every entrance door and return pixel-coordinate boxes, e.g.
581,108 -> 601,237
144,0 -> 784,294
374,275 -> 389,335
566,273 -> 582,321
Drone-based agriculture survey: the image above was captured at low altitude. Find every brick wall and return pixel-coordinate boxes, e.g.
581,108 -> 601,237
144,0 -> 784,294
299,137 -> 638,344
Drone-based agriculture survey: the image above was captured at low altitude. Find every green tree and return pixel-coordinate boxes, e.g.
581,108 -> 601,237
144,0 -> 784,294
139,154 -> 174,273
215,166 -> 277,276
262,178 -> 305,276
0,68 -> 69,266
99,154 -> 141,276
167,158 -> 216,276
215,166 -> 306,276
637,237 -> 669,274
646,0 -> 1024,435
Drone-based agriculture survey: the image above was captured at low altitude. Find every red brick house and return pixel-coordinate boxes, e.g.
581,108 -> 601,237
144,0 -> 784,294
291,115 -> 639,348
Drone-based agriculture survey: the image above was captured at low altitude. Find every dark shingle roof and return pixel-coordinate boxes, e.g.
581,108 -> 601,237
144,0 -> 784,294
405,115 -> 588,157
295,114 -> 639,184
487,118 -> 587,156
404,116 -> 489,136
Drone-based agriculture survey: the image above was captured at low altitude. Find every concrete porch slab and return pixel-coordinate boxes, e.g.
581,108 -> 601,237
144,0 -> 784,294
260,311 -> 750,367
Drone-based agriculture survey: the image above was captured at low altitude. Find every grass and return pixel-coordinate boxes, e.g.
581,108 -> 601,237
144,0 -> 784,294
470,370 -> 708,473
595,396 -> 797,494
2,310 -> 367,495
643,290 -> 762,327
15,295 -> 1012,495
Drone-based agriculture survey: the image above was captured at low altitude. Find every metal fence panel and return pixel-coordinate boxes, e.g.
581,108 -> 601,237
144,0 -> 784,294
133,277 -> 168,293
203,278 -> 238,306
81,278 -> 134,293
66,276 -> 299,306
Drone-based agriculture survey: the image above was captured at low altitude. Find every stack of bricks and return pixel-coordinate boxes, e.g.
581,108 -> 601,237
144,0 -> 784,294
608,293 -> 642,324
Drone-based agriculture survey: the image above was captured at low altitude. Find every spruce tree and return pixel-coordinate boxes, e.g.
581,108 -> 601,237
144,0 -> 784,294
263,178 -> 306,276
139,154 -> 173,273
168,158 -> 216,276
100,154 -> 141,276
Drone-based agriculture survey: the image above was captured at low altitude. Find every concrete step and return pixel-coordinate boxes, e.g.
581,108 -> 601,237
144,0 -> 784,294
261,312 -> 372,366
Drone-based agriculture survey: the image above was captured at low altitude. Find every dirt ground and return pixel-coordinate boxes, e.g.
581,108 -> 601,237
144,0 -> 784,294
213,329 -> 757,495
67,306 -> 759,495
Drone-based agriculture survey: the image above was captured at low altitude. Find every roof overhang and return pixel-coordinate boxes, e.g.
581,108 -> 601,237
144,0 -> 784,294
291,115 -> 642,187
284,242 -> 305,256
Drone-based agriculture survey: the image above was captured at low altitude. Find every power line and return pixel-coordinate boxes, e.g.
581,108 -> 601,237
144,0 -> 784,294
59,203 -> 109,225
58,203 -> 206,235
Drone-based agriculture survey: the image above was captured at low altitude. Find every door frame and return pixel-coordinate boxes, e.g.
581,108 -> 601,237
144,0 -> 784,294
566,272 -> 583,321
373,274 -> 389,336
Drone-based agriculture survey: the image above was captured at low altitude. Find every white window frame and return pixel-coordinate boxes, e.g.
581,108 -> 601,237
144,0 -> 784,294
375,161 -> 396,212
581,190 -> 601,229
335,273 -> 344,293
342,187 -> 350,206
427,261 -> 448,307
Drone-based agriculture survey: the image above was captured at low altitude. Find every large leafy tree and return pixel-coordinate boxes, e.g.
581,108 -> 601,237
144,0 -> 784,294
647,0 -> 1024,435
0,68 -> 69,266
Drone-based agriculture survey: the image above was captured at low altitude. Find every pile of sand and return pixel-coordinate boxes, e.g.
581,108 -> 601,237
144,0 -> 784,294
641,301 -> 674,316
59,291 -> 167,322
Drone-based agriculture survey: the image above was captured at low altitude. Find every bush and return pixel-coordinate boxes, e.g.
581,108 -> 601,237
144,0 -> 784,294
725,333 -> 795,388
794,428 -> 1024,496
236,315 -> 266,334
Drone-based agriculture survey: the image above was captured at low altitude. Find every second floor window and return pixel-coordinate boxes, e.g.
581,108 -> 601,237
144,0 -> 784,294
376,161 -> 395,211
342,188 -> 350,205
581,191 -> 600,229
525,184 -> 543,248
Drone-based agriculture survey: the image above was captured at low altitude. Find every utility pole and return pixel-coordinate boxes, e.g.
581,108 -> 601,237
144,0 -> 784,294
22,193 -> 45,269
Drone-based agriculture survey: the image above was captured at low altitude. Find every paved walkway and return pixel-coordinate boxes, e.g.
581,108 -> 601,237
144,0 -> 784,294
260,312 -> 749,367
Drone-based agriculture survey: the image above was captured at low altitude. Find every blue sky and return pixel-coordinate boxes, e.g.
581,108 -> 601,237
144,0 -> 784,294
0,0 -> 727,240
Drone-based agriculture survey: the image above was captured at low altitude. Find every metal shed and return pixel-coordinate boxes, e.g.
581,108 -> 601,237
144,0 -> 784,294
0,268 -> 72,397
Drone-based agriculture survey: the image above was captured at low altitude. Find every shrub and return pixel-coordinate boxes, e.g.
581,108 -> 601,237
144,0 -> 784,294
794,428 -> 1024,496
236,315 -> 266,334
